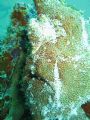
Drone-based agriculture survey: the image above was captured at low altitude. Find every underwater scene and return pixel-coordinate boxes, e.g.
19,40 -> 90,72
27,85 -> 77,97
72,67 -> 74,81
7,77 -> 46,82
0,0 -> 90,120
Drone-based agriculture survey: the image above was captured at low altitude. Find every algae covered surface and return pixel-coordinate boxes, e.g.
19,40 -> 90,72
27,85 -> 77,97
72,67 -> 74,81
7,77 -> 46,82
0,0 -> 90,120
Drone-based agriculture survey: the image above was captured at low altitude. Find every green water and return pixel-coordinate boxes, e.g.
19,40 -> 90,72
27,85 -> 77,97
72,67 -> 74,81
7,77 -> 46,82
66,0 -> 90,18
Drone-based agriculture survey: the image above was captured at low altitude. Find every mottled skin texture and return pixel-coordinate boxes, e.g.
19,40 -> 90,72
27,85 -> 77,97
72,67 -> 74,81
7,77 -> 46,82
26,0 -> 90,119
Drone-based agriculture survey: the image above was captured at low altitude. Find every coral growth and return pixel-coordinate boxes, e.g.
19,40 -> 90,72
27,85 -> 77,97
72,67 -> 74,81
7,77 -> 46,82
26,0 -> 90,119
0,0 -> 90,120
0,3 -> 30,120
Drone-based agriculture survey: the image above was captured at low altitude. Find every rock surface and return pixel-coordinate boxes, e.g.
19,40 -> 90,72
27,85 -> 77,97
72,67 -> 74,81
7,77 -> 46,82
24,0 -> 90,119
